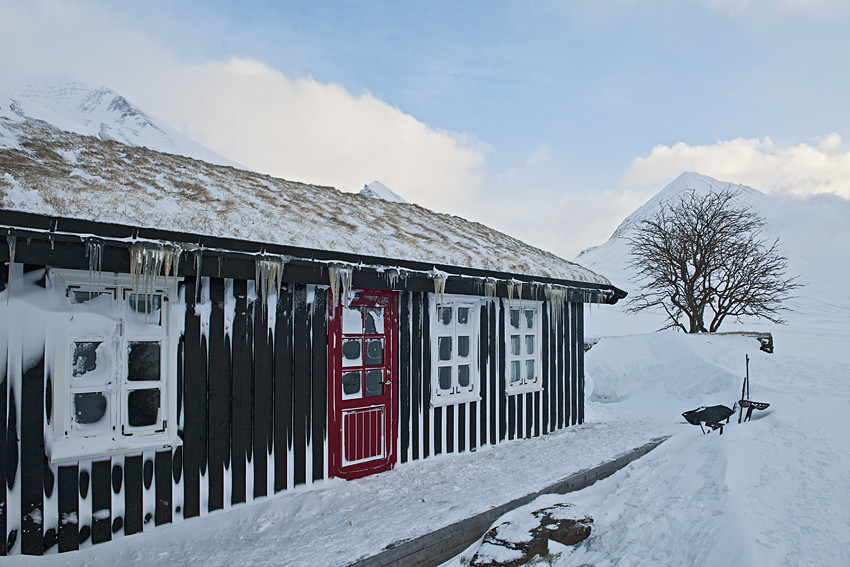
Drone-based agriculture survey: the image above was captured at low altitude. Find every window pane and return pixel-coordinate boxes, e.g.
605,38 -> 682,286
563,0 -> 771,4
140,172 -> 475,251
524,309 -> 535,329
438,366 -> 452,391
71,290 -> 114,304
438,336 -> 452,361
525,359 -> 535,382
127,342 -> 161,382
525,335 -> 535,355
342,371 -> 362,397
74,392 -> 108,425
364,307 -> 384,334
510,361 -> 521,383
364,338 -> 384,365
342,306 -> 363,334
438,307 -> 452,326
127,388 -> 161,427
458,365 -> 470,388
72,342 -> 101,378
128,294 -> 162,314
510,335 -> 520,356
457,336 -> 470,358
457,307 -> 469,325
342,339 -> 362,367
365,369 -> 384,397
510,309 -> 521,330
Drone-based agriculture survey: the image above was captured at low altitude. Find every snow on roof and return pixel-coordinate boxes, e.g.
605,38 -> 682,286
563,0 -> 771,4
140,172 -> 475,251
0,117 -> 610,285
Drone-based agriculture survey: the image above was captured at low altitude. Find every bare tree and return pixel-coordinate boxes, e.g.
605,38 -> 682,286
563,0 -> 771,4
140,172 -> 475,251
627,188 -> 799,333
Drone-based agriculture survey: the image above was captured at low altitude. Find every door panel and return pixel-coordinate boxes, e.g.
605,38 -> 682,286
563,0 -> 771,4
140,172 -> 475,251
328,289 -> 397,479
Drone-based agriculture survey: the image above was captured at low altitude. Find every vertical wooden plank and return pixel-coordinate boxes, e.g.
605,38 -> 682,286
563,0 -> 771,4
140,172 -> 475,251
526,391 -> 534,439
207,278 -> 230,511
181,276 -> 204,519
487,301 -> 497,446
478,304 -> 487,449
570,302 -> 579,426
421,293 -> 431,459
253,297 -> 273,499
557,304 -> 566,430
273,285 -> 293,493
410,293 -> 421,462
577,302 -> 585,424
123,455 -> 142,536
532,391 -> 540,438
399,291 -> 411,464
541,301 -> 550,435
230,280 -> 250,506
90,460 -> 111,544
292,284 -> 309,486
0,345 -> 6,556
57,465 -> 78,552
432,407 -> 442,455
20,358 -> 44,555
498,300 -> 507,442
445,405 -> 454,454
154,451 -> 171,526
458,402 -> 466,453
507,395 -> 516,441
311,289 -> 327,483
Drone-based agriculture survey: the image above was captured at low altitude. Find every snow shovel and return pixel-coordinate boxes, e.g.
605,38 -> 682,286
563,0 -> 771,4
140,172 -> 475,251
738,354 -> 770,423
682,404 -> 736,435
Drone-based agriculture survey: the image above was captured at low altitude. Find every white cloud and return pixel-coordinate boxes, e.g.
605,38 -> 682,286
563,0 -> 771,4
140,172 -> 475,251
621,134 -> 850,198
525,144 -> 551,167
0,1 -> 487,213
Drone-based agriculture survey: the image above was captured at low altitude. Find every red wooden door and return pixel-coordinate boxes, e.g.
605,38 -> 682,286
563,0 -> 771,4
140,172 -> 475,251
328,289 -> 398,479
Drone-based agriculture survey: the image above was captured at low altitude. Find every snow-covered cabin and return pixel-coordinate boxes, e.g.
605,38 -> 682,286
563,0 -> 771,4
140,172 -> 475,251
0,116 -> 625,555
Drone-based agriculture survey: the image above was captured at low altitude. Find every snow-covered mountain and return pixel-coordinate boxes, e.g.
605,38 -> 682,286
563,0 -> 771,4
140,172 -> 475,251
576,172 -> 850,341
0,78 -> 237,167
359,181 -> 408,203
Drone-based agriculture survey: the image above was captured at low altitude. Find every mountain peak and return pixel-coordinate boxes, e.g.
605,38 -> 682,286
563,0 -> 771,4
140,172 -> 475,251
360,181 -> 408,203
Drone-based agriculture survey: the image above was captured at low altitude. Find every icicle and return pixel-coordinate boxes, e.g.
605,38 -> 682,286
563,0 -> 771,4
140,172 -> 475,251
516,281 -> 523,309
507,282 -> 514,308
255,256 -> 286,310
327,265 -> 353,311
129,242 -> 182,317
545,284 -> 568,322
85,238 -> 104,280
5,231 -> 15,305
484,279 -> 496,300
385,268 -> 400,288
429,269 -> 447,309
193,249 -> 203,302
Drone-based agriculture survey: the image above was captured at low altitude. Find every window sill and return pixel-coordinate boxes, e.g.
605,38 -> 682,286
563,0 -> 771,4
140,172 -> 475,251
506,383 -> 543,396
430,391 -> 481,407
49,434 -> 183,464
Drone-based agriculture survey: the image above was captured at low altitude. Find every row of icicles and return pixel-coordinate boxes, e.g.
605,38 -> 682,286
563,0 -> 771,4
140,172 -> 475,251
2,234 -> 611,312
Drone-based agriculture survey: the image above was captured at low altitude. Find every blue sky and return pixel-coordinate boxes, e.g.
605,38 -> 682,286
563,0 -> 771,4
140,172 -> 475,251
3,0 -> 850,257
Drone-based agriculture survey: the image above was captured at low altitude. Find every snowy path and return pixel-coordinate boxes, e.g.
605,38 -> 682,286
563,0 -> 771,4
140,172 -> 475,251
5,414 -> 665,567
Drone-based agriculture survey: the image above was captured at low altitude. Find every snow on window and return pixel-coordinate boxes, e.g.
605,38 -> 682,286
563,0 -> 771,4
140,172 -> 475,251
505,304 -> 542,395
431,296 -> 480,406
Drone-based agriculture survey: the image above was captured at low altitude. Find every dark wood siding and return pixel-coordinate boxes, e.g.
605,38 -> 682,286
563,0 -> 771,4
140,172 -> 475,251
1,262 -> 588,555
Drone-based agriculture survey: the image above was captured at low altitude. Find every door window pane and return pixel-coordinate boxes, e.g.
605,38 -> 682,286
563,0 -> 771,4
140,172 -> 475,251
342,339 -> 362,367
525,360 -> 535,381
364,338 -> 384,365
128,341 -> 161,381
524,309 -> 535,329
457,307 -> 469,326
438,307 -> 452,326
364,307 -> 384,334
127,388 -> 161,427
72,342 -> 101,378
342,306 -> 363,334
364,369 -> 384,397
342,371 -> 362,397
525,335 -> 535,355
74,392 -> 108,425
438,336 -> 452,361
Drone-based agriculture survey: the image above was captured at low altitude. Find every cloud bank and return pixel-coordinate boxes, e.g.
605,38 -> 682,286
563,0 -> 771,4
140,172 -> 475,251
0,0 -> 486,213
621,134 -> 850,199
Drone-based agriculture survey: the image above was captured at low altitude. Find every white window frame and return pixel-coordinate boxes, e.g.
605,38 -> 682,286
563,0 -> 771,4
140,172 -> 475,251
430,294 -> 481,407
49,269 -> 182,463
505,301 -> 543,395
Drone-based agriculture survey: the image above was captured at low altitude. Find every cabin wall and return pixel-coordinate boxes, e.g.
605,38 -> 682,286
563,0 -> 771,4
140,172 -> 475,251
0,265 -> 585,556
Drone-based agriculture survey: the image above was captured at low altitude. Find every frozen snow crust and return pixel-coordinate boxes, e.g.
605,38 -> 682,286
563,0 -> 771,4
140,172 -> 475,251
0,114 -> 609,286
